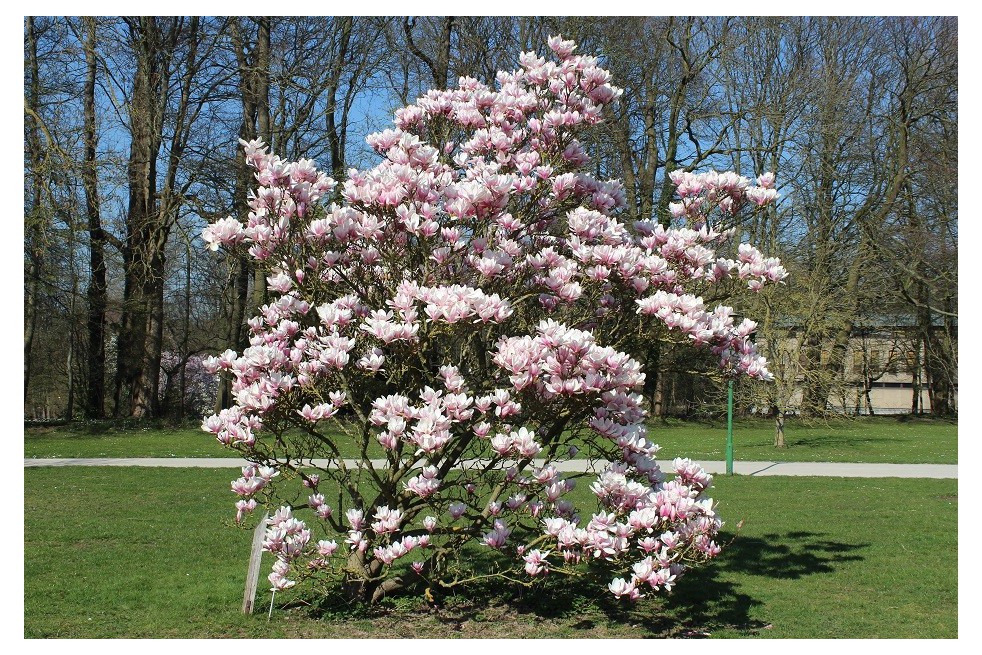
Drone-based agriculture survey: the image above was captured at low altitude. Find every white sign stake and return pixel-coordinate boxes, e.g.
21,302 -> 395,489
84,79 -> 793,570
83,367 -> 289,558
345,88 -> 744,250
242,513 -> 270,614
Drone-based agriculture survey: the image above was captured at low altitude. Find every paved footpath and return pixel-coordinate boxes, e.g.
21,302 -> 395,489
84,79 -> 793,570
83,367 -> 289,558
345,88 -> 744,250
23,457 -> 957,478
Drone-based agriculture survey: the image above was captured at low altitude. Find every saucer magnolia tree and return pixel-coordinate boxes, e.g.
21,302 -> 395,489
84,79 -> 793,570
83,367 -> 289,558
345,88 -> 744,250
202,36 -> 785,604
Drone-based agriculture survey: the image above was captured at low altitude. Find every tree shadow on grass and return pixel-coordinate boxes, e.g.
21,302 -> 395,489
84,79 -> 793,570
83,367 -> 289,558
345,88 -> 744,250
657,529 -> 868,636
435,529 -> 867,637
296,530 -> 867,638
784,435 -> 894,450
720,529 -> 867,579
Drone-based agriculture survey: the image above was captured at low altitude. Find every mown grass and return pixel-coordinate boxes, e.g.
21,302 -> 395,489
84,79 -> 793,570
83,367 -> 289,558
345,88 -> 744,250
648,415 -> 957,464
24,422 -> 235,458
25,415 -> 957,464
24,467 -> 957,638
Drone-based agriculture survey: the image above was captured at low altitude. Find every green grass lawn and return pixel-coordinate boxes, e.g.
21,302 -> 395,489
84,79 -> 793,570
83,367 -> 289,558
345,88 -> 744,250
25,416 -> 957,464
649,416 -> 957,464
24,467 -> 957,638
24,423 -> 235,458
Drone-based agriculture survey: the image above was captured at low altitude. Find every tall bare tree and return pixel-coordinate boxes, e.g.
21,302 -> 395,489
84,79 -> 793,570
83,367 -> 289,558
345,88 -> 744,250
80,16 -> 108,418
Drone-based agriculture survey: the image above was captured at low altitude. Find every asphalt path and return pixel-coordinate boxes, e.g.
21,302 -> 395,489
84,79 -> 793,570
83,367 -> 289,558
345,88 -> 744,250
23,457 -> 957,478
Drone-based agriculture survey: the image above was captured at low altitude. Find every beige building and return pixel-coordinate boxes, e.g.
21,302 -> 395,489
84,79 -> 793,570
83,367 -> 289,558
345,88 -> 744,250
756,327 -> 956,416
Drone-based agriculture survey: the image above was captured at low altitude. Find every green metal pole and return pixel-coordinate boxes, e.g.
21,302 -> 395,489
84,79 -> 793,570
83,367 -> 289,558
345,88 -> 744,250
726,379 -> 734,475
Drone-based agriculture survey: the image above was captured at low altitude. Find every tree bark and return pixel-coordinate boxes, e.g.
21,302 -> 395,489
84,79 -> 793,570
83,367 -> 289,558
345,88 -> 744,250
217,17 -> 273,411
773,406 -> 785,447
82,16 -> 107,418
325,17 -> 353,180
24,16 -> 44,406
403,16 -> 455,90
114,17 -> 172,418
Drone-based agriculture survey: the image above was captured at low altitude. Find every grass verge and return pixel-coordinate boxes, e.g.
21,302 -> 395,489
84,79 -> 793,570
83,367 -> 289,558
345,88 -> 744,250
25,416 -> 957,464
649,415 -> 957,464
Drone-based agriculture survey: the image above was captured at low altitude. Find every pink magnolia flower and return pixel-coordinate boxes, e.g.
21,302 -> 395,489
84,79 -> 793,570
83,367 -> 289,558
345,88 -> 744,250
482,520 -> 512,549
371,506 -> 403,535
607,577 -> 639,599
235,499 -> 257,524
346,509 -> 365,530
406,472 -> 441,498
523,549 -> 551,576
317,540 -> 338,557
202,216 -> 245,251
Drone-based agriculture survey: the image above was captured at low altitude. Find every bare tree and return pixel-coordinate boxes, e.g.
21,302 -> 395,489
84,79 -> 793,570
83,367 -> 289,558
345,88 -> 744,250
22,17 -> 958,423
24,16 -> 45,403
79,16 -> 108,418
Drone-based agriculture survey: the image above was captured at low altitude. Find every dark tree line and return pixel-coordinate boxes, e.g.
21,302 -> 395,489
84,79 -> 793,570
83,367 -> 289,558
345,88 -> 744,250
23,16 -> 957,422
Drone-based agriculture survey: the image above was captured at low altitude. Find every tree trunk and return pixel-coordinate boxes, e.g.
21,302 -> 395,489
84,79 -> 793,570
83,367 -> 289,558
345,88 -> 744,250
65,329 -> 75,421
326,17 -> 352,180
653,367 -> 665,418
436,17 -> 454,89
147,253 -> 166,416
216,259 -> 249,412
82,16 -> 107,418
910,341 -> 921,415
403,16 -> 455,90
179,239 -> 191,420
773,406 -> 785,447
24,16 -> 43,406
115,17 -> 168,418
924,321 -> 956,417
217,17 -> 273,411
249,19 -> 271,317
823,239 -> 869,416
800,334 -> 827,416
113,17 -> 192,418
